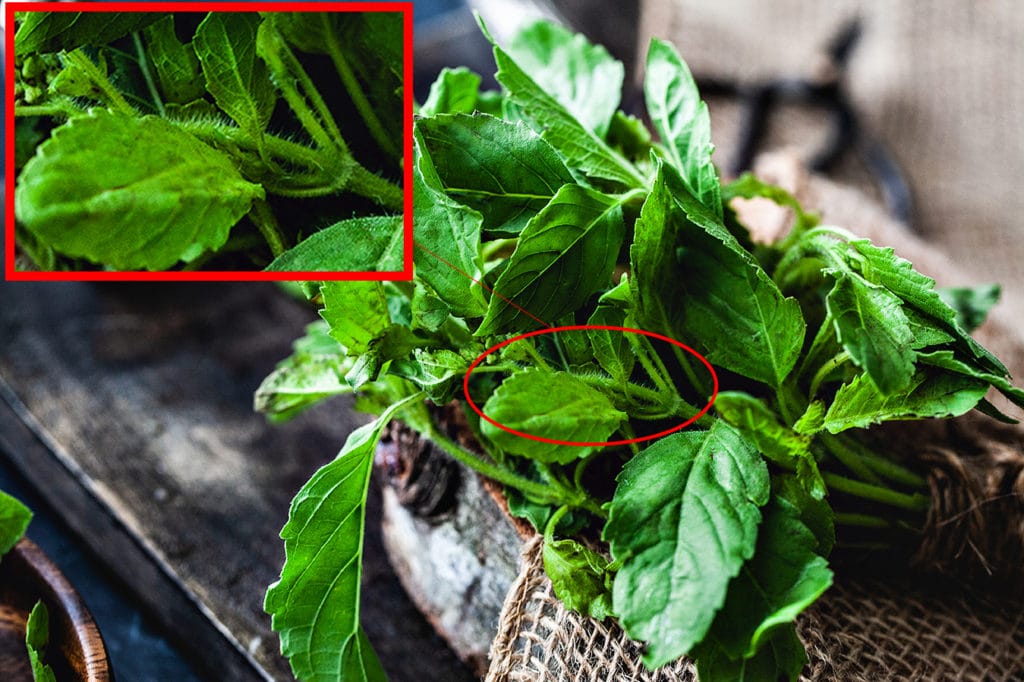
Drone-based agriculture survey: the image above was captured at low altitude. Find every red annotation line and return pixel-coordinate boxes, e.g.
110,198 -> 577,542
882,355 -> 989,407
413,239 -> 553,330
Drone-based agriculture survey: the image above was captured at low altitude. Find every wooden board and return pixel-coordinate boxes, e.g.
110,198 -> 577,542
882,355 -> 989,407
0,280 -> 475,682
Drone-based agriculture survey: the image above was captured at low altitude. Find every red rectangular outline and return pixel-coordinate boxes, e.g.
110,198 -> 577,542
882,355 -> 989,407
4,1 -> 413,282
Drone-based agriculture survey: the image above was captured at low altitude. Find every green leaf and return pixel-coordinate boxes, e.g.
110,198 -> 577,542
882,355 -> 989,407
918,350 -> 1024,411
476,184 -> 625,335
254,323 -> 353,422
543,535 -> 615,621
479,18 -> 646,187
390,348 -> 471,405
266,393 -> 420,682
605,423 -> 770,667
825,272 -> 916,395
823,369 -> 988,433
142,16 -> 205,104
937,284 -> 1000,333
320,282 -> 390,355
631,162 -> 805,386
194,12 -> 277,141
266,216 -> 404,272
848,239 -> 1007,376
706,497 -> 832,660
412,127 -> 487,317
714,392 -> 825,499
415,114 -> 574,234
26,601 -> 57,682
508,21 -> 623,137
645,38 -> 721,217
480,371 -> 626,463
695,626 -> 807,682
587,305 -> 635,384
0,490 -> 32,557
773,474 -> 835,556
15,11 -> 161,54
420,66 -> 482,117
15,110 -> 263,270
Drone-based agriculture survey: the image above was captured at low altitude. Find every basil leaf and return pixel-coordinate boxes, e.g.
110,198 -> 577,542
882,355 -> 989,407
825,272 -> 916,395
476,184 -> 625,335
848,239 -> 1007,376
26,601 -> 57,682
266,394 -> 420,682
320,282 -> 390,355
823,370 -> 988,433
706,497 -> 832,660
605,423 -> 769,667
480,371 -> 626,463
142,16 -> 205,104
254,323 -> 353,423
645,38 -> 721,217
15,110 -> 264,270
194,12 -> 276,141
420,66 -> 482,117
543,535 -> 615,621
695,626 -> 807,682
508,20 -> 623,137
632,163 -> 805,387
722,172 -> 818,232
587,305 -> 635,384
265,216 -> 404,272
390,348 -> 470,405
15,11 -> 161,54
415,114 -> 574,234
937,284 -> 1001,333
479,18 -> 646,188
918,350 -> 1024,411
413,127 -> 487,316
714,392 -> 826,500
0,490 -> 32,556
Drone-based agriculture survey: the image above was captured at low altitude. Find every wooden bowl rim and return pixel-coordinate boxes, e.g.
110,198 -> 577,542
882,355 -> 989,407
6,537 -> 112,681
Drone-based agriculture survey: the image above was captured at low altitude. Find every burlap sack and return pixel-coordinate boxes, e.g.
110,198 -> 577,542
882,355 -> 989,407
482,157 -> 1024,680
486,536 -> 1024,682
638,0 -> 1024,327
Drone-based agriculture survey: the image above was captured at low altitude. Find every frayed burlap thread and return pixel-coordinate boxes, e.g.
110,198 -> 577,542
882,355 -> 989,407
486,537 -> 1024,681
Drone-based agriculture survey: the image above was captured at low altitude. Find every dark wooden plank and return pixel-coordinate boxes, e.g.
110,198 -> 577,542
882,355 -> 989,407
0,281 -> 475,681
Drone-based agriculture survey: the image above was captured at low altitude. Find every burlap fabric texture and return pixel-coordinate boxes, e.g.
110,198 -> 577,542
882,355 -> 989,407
485,536 -> 1024,682
481,157 -> 1024,680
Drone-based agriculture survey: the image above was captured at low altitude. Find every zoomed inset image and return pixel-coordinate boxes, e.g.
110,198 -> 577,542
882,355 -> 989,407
8,3 -> 409,278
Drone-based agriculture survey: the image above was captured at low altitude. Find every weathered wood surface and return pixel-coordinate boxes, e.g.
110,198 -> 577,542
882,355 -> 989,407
0,539 -> 111,681
376,421 -> 525,675
0,280 -> 474,681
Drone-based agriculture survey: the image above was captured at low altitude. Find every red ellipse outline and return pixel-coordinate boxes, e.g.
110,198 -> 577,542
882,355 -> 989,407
463,325 -> 719,448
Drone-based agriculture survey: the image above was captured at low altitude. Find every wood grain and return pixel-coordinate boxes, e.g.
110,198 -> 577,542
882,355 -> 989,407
0,538 -> 111,681
0,281 -> 474,681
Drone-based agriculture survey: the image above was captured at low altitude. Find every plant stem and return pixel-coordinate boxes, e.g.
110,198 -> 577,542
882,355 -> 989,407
347,165 -> 404,211
63,50 -> 135,116
14,101 -> 83,118
822,472 -> 930,512
809,350 -> 850,398
248,199 -> 286,257
628,333 -> 674,397
321,12 -> 398,158
425,424 -> 559,503
820,433 -> 883,485
835,435 -> 928,489
834,512 -> 893,528
132,31 -> 165,117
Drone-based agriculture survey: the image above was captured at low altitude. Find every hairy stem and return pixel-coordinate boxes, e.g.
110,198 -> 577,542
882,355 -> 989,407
321,12 -> 398,158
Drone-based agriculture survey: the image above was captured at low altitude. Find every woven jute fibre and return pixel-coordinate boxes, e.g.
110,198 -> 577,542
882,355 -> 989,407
486,537 -> 1024,682
639,0 -> 1024,327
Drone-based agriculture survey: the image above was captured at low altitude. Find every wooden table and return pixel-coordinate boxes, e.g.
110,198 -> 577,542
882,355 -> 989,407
0,280 -> 475,681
